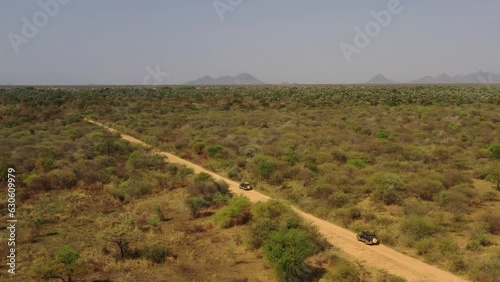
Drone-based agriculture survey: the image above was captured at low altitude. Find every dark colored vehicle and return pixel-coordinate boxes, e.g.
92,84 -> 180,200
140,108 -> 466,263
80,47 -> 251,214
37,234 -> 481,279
356,231 -> 379,245
239,182 -> 252,190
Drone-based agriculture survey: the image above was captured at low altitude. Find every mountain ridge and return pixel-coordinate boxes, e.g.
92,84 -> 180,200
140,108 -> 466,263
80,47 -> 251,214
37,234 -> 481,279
184,73 -> 265,85
367,71 -> 500,84
366,74 -> 396,84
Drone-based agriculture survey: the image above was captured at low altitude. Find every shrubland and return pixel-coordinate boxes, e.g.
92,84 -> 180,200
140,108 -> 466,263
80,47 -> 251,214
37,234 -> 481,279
0,85 -> 499,280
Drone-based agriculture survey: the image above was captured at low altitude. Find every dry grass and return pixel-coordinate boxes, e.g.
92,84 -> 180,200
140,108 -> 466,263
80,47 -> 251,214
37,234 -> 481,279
0,185 -> 277,282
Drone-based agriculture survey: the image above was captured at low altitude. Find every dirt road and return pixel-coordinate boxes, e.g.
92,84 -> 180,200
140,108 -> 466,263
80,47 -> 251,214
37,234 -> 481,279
85,118 -> 468,282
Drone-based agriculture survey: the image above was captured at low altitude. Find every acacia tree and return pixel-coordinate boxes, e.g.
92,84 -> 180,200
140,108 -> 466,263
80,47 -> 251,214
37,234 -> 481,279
99,223 -> 141,259
263,228 -> 318,281
31,245 -> 87,282
185,197 -> 207,218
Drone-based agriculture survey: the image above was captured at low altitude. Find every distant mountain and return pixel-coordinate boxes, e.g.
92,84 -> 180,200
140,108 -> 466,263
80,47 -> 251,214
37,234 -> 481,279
184,73 -> 265,85
366,74 -> 395,84
365,71 -> 500,84
454,71 -> 500,84
410,71 -> 500,84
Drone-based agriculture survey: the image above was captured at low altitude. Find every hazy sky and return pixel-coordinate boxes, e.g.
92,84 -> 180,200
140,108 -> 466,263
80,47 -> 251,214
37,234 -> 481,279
1,0 -> 499,84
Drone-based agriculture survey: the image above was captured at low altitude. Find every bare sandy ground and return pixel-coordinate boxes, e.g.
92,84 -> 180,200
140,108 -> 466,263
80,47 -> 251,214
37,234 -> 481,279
85,118 -> 468,282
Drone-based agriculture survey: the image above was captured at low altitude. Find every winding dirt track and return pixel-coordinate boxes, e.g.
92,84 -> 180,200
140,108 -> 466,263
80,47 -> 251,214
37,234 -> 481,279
85,118 -> 467,282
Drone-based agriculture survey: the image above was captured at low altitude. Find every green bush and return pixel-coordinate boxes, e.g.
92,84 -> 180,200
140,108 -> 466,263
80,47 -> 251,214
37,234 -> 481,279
193,172 -> 213,183
442,170 -> 471,189
92,133 -> 127,157
372,173 -> 406,205
143,243 -> 168,264
249,200 -> 307,249
327,191 -> 350,208
467,230 -> 493,252
409,179 -> 444,201
148,216 -> 160,227
485,162 -> 500,190
437,187 -> 473,215
489,144 -> 500,159
127,151 -> 165,171
403,198 -> 431,216
193,142 -> 205,154
263,228 -> 319,281
250,201 -> 299,248
211,191 -> 232,208
466,240 -> 482,252
227,169 -> 238,180
109,176 -> 155,200
214,196 -> 251,228
449,255 -> 467,272
24,173 -> 50,192
64,113 -> 82,124
207,145 -> 226,158
481,213 -> 500,235
283,149 -> 300,165
346,159 -> 365,168
249,217 -> 276,249
46,168 -> 77,190
304,161 -> 319,173
436,237 -> 460,256
414,238 -> 435,256
167,164 -> 193,178
376,129 -> 390,139
469,252 -> 500,282
185,197 -> 207,219
335,206 -> 362,227
187,179 -> 230,204
56,245 -> 80,266
253,155 -> 278,180
399,215 -> 438,242
325,257 -> 359,282
39,151 -> 56,170
34,217 -> 46,228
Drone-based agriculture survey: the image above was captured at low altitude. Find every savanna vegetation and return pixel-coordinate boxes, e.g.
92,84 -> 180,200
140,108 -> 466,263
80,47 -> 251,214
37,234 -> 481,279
0,85 -> 498,281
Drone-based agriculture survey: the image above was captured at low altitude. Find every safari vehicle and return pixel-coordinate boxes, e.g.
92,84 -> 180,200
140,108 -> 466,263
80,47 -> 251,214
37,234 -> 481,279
356,231 -> 379,245
239,182 -> 252,190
